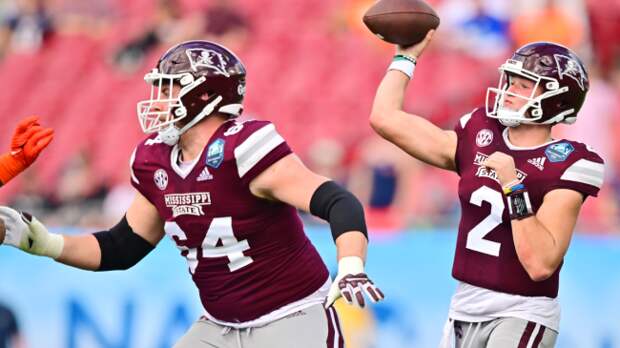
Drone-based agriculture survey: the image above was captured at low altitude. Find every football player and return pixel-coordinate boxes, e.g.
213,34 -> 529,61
370,31 -> 604,348
0,41 -> 384,348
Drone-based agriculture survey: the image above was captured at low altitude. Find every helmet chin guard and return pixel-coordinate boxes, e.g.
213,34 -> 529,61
151,95 -> 223,146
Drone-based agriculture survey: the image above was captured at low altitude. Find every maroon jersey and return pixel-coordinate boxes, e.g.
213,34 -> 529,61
130,119 -> 329,323
452,108 -> 604,298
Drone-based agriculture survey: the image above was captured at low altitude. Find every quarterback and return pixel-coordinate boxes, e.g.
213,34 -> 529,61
0,41 -> 383,348
370,31 -> 604,348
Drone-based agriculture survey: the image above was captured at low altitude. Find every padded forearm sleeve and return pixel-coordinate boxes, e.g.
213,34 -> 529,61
309,181 -> 368,241
93,216 -> 155,271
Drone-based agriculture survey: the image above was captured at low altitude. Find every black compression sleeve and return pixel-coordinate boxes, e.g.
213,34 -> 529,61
93,216 -> 155,271
309,181 -> 368,241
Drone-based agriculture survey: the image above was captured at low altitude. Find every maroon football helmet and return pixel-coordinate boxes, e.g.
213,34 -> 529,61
137,40 -> 246,145
486,42 -> 589,127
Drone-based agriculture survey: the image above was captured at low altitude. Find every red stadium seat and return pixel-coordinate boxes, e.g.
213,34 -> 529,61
0,0 -> 490,200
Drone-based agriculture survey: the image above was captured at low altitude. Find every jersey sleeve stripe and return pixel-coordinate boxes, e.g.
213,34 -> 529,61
234,124 -> 285,178
560,159 -> 604,188
129,148 -> 140,184
459,112 -> 473,129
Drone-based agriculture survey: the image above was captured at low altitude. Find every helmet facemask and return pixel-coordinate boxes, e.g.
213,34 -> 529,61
486,59 -> 570,127
137,69 -> 222,145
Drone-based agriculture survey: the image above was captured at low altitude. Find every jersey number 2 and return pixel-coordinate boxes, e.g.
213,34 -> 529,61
466,186 -> 504,257
165,217 -> 253,273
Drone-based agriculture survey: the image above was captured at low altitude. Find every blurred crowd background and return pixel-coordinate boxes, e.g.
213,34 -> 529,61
0,0 -> 619,233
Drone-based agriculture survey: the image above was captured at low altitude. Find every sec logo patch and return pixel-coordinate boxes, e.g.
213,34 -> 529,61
154,169 -> 169,190
476,129 -> 493,147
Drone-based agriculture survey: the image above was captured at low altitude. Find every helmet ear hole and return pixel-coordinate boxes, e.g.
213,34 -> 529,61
531,108 -> 543,117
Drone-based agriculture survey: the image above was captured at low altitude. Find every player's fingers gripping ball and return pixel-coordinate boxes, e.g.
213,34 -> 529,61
325,256 -> 385,308
397,29 -> 435,59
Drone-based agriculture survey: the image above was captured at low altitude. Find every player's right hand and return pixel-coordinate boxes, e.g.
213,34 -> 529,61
0,206 -> 64,259
397,29 -> 435,60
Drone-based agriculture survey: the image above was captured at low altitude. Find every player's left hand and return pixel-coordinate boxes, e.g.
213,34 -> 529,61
325,256 -> 385,308
0,206 -> 64,259
482,151 -> 519,187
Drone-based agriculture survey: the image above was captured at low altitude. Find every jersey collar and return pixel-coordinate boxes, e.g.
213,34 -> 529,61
501,128 -> 561,151
170,144 -> 204,179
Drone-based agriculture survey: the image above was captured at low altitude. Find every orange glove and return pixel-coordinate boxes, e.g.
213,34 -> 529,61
0,116 -> 54,185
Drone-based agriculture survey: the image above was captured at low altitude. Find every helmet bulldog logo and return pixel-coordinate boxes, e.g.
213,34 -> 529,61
554,54 -> 587,91
186,48 -> 230,77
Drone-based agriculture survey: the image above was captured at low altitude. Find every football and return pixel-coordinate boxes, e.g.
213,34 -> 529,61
363,0 -> 440,46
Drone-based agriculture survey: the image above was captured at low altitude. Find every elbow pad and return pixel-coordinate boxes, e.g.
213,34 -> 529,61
309,181 -> 368,241
93,216 -> 155,271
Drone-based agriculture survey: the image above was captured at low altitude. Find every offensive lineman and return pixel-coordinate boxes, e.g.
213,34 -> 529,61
0,41 -> 383,348
370,31 -> 604,347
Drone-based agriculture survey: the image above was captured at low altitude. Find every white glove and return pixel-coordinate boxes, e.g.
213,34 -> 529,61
0,206 -> 64,259
325,256 -> 385,308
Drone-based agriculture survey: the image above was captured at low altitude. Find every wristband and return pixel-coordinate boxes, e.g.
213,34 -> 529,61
44,233 -> 65,259
503,182 -> 525,196
394,54 -> 417,64
507,190 -> 534,220
338,256 -> 365,275
388,55 -> 417,79
25,213 -> 64,259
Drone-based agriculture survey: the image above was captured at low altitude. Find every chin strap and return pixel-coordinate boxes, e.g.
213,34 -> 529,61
498,118 -> 521,127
